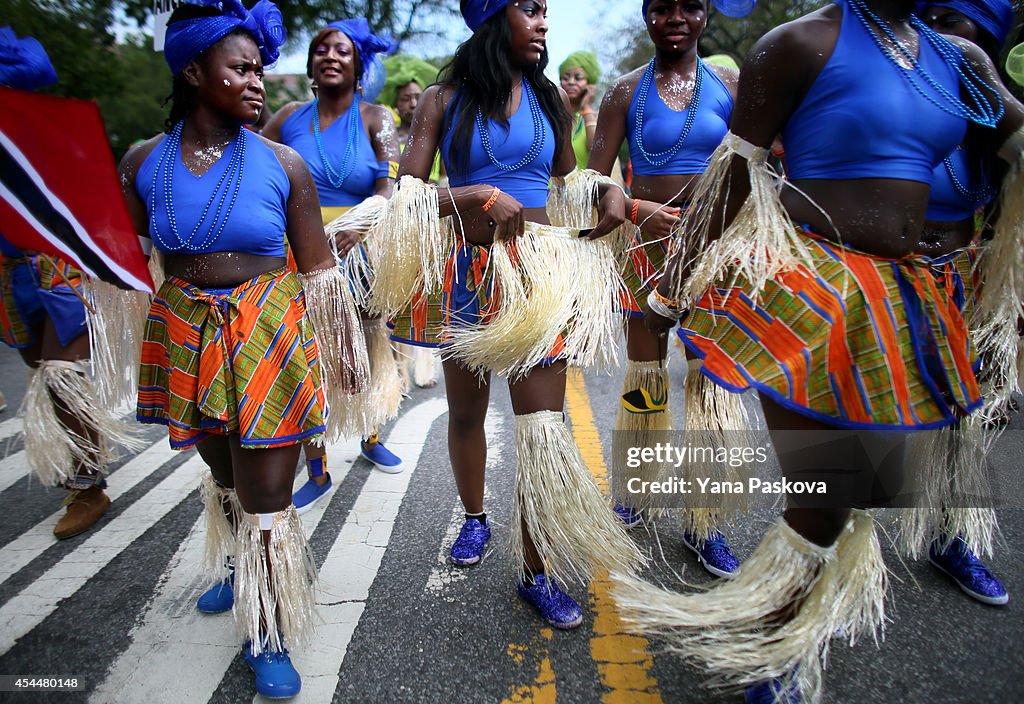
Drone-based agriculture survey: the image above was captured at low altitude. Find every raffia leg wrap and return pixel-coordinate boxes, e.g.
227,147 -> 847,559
611,360 -> 672,511
512,410 -> 645,585
682,359 -> 751,541
412,346 -> 438,387
235,507 -> 318,655
898,417 -> 996,559
22,360 -> 141,487
331,318 -> 403,439
831,510 -> 888,649
200,474 -> 242,577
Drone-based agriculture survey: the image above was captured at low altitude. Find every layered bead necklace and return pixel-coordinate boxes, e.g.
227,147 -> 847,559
846,0 -> 1003,128
476,78 -> 546,172
943,148 -> 994,206
633,57 -> 704,168
149,120 -> 245,253
314,97 -> 360,188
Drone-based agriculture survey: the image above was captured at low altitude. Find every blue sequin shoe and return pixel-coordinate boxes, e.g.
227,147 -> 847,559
744,675 -> 800,704
361,438 -> 403,474
517,573 -> 584,630
683,531 -> 740,579
196,570 -> 234,614
929,537 -> 1008,606
613,502 -> 643,528
450,517 -> 491,566
243,641 -> 301,699
292,473 -> 333,516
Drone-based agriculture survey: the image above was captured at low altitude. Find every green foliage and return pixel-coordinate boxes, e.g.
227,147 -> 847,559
97,36 -> 173,155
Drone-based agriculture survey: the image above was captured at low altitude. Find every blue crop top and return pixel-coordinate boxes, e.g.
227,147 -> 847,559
627,59 -> 733,177
280,101 -> 388,207
782,0 -> 966,183
440,82 -> 556,209
926,146 -> 992,221
136,128 -> 290,257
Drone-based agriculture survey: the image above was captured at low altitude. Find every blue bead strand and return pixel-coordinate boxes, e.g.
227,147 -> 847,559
944,151 -> 994,207
313,98 -> 360,188
633,57 -> 704,168
476,79 -> 546,172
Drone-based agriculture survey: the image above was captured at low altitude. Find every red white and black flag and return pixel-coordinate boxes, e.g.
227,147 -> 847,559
0,86 -> 154,293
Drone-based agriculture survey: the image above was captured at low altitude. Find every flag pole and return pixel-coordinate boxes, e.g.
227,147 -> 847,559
36,252 -> 97,314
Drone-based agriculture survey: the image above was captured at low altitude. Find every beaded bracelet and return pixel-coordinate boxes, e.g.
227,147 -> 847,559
630,199 -> 642,226
482,187 -> 501,212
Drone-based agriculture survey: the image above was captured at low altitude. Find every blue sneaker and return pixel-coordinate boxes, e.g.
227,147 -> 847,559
683,531 -> 740,579
613,502 -> 643,528
361,439 -> 403,474
242,642 -> 301,699
196,570 -> 234,613
292,473 -> 333,515
450,518 -> 491,566
929,537 -> 1009,606
517,573 -> 584,630
745,675 -> 800,703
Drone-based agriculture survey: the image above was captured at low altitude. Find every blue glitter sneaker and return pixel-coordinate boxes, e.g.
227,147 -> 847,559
744,675 -> 800,703
196,570 -> 234,613
929,537 -> 1009,606
683,531 -> 740,579
292,473 -> 333,516
361,438 -> 403,474
613,502 -> 643,528
450,517 -> 491,566
517,573 -> 584,630
243,641 -> 301,699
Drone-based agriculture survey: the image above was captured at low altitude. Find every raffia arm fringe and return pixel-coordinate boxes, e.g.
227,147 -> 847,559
299,268 -> 370,402
235,507 -> 319,655
22,361 -> 144,487
898,416 -> 996,558
512,410 -> 646,586
369,176 -> 452,316
327,318 -> 403,439
681,359 -> 751,540
200,474 -> 241,577
324,195 -> 388,309
668,133 -> 820,310
547,169 -> 631,263
83,278 -> 153,409
611,361 -> 673,512
442,224 -> 622,379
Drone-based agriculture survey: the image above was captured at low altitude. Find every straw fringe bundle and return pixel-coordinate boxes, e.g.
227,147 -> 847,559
328,318 -> 403,439
369,176 -> 453,316
200,474 -> 241,577
512,410 -> 645,586
548,169 -> 631,264
443,224 -> 621,379
22,361 -> 143,487
681,359 -> 751,540
611,361 -> 673,511
83,278 -> 153,409
235,508 -> 319,655
299,267 -> 370,400
831,511 -> 888,649
412,346 -> 439,387
323,195 -> 388,309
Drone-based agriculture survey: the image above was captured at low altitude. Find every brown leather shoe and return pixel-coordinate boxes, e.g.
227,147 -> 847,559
53,485 -> 111,540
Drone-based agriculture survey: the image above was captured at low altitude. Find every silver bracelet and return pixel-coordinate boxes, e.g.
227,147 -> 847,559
647,291 -> 681,320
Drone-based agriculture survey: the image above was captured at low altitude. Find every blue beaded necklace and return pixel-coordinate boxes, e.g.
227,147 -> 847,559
313,98 -> 360,188
846,0 -> 1003,128
149,121 -> 246,253
476,79 -> 546,172
633,57 -> 704,168
943,149 -> 994,206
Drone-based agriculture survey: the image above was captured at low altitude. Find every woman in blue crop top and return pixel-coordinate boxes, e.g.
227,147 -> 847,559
117,3 -> 368,697
588,0 -> 744,579
263,20 -> 406,512
393,0 -> 639,630
614,0 -> 1024,701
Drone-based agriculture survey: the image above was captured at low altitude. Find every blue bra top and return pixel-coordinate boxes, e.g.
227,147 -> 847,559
926,146 -> 992,221
440,83 -> 557,209
783,0 -> 966,183
626,60 -> 733,176
136,128 -> 290,257
280,101 -> 389,207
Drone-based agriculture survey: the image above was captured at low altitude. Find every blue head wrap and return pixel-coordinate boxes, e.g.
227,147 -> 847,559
462,0 -> 510,31
0,26 -> 57,91
915,0 -> 1016,48
164,0 -> 287,76
326,19 -> 397,84
641,0 -> 757,20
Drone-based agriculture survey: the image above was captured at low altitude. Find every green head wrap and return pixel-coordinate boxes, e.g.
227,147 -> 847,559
1007,43 -> 1024,88
558,50 -> 600,84
377,54 -> 439,108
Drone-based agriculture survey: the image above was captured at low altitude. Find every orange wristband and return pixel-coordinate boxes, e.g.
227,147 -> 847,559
630,199 -> 641,225
482,187 -> 501,212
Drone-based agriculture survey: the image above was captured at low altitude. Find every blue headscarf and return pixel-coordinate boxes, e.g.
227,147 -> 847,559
640,0 -> 757,20
326,18 -> 397,85
915,0 -> 1016,48
462,0 -> 510,31
164,0 -> 287,76
0,26 -> 57,91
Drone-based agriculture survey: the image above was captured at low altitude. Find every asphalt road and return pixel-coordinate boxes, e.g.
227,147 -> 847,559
0,343 -> 1020,704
